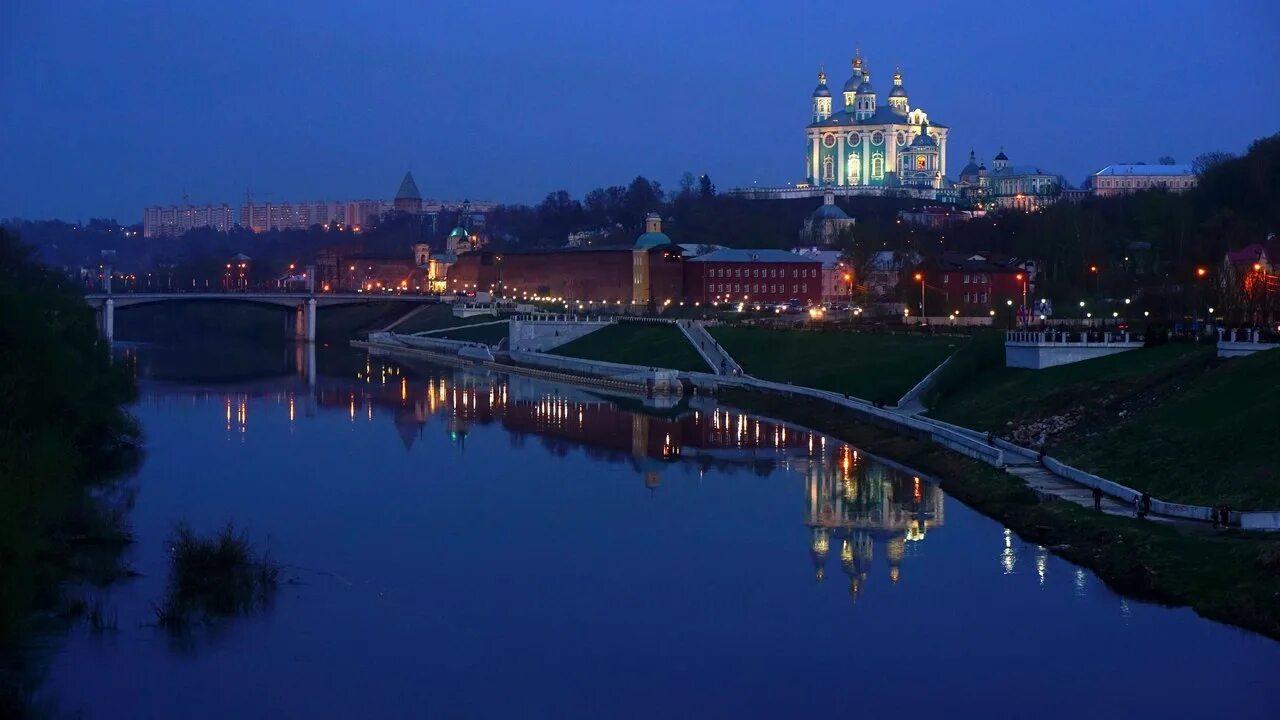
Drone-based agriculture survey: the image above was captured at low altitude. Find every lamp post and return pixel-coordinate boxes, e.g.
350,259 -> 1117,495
1005,298 -> 1014,330
914,272 -> 925,323
1193,266 -> 1208,323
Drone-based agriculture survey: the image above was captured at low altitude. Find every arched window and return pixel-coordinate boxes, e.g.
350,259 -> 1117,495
872,155 -> 884,178
848,155 -> 860,184
822,156 -> 834,182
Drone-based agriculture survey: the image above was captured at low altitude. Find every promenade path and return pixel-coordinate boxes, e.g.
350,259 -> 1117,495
679,321 -> 742,375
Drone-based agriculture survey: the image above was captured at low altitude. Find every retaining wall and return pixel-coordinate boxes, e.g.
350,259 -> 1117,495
1005,342 -> 1142,369
510,318 -> 612,352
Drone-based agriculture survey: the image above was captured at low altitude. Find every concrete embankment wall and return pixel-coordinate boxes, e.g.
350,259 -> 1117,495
1005,343 -> 1141,369
510,318 -> 611,352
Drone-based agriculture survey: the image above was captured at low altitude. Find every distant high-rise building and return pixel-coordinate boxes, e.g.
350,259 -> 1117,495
236,199 -> 366,230
143,204 -> 234,237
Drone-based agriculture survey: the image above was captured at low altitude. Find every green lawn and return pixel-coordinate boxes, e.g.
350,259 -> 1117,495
1059,347 -> 1280,507
431,322 -> 509,345
926,341 -> 1280,507
393,305 -> 505,334
928,343 -> 1211,431
551,323 -> 710,372
708,327 -> 958,402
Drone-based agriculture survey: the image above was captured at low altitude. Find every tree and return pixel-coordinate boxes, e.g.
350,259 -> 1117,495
698,174 -> 716,198
1193,151 -> 1236,177
1158,156 -> 1176,165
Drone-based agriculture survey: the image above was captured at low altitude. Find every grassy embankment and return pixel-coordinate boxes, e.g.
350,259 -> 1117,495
709,327 -> 959,403
1,231 -> 140,711
927,340 -> 1280,508
551,323 -> 710,372
722,389 -> 1280,641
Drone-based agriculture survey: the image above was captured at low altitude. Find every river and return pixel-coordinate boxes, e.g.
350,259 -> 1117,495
34,341 -> 1279,718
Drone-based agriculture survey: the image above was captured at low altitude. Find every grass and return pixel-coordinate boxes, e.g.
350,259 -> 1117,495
551,323 -> 710,372
154,523 -> 280,633
392,305 -> 505,335
709,327 -> 958,403
923,341 -> 1280,507
430,321 -> 509,345
927,342 -> 1211,431
1059,347 -> 1280,508
722,389 -> 1280,641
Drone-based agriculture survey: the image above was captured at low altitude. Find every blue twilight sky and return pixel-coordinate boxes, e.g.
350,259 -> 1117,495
2,0 -> 1278,223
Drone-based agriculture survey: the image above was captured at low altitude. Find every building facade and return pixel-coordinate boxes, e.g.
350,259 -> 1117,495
982,150 -> 1063,211
683,249 -> 823,305
933,251 -> 1031,315
798,191 -> 857,245
806,51 -> 949,191
143,204 -> 234,237
1092,164 -> 1197,197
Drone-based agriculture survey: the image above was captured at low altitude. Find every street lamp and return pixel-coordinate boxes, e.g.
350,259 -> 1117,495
914,272 -> 925,321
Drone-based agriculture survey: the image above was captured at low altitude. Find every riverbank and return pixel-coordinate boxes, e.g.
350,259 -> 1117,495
0,231 -> 141,714
720,389 -> 1280,640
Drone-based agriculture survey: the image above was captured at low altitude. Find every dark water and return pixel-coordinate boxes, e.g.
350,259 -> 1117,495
38,342 -> 1279,718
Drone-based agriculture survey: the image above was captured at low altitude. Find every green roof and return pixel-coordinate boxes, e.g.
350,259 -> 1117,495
634,231 -> 672,249
449,226 -> 470,237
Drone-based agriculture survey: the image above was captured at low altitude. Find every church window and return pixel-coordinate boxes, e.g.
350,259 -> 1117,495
896,131 -> 907,146
848,156 -> 861,184
822,157 -> 834,182
847,132 -> 860,146
871,131 -> 884,145
822,133 -> 837,148
916,155 -> 927,171
872,156 -> 884,177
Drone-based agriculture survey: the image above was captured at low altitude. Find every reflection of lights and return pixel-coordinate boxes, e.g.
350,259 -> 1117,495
1001,528 -> 1017,574
1036,547 -> 1047,586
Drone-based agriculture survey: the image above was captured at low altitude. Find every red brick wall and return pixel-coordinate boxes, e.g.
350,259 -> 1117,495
939,270 -> 1024,311
683,261 -> 823,304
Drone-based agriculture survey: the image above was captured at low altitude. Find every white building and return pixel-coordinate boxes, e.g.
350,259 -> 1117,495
1092,164 -> 1197,197
142,204 -> 234,237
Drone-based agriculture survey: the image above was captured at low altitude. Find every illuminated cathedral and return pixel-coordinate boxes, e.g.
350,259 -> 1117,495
806,50 -> 949,191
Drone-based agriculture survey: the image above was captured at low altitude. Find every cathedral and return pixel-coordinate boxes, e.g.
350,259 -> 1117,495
806,50 -> 948,191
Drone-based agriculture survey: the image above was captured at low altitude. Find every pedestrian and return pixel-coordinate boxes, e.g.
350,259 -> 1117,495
1133,494 -> 1142,518
1140,492 -> 1152,518
1092,487 -> 1103,511
1221,505 -> 1232,528
986,431 -> 994,446
1212,504 -> 1221,529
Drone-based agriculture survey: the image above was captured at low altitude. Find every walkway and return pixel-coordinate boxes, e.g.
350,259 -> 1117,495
678,321 -> 742,376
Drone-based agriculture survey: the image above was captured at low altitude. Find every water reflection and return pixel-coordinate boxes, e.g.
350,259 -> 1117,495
130,347 -> 950,595
36,342 -> 1278,719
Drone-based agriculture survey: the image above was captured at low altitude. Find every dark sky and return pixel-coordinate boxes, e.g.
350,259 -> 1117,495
2,0 -> 1277,222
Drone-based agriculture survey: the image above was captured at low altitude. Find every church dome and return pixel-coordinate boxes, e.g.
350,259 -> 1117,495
856,79 -> 874,94
888,85 -> 908,98
960,159 -> 981,176
448,226 -> 470,238
843,74 -> 862,92
994,150 -> 1008,161
812,84 -> 831,98
634,231 -> 672,249
811,203 -> 850,220
910,132 -> 936,148
635,212 -> 672,248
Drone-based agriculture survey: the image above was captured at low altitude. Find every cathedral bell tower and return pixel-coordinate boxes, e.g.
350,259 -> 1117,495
811,67 -> 832,122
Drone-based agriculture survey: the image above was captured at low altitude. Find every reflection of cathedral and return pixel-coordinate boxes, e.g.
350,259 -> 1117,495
802,445 -> 943,597
190,351 -> 947,604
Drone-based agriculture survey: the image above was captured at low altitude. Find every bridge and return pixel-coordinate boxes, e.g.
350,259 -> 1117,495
85,290 -> 444,342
